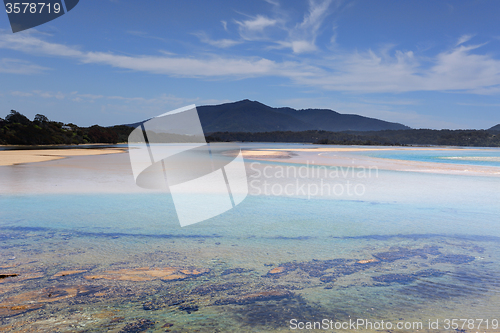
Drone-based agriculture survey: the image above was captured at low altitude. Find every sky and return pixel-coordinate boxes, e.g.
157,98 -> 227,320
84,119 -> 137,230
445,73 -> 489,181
1,0 -> 500,129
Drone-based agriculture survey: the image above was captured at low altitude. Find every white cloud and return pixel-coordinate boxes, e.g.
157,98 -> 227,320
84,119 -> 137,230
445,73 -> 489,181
0,58 -> 49,74
274,0 -> 335,53
264,0 -> 280,7
235,15 -> 278,40
2,32 -> 500,95
193,32 -> 242,48
456,102 -> 500,107
7,89 -> 210,108
237,15 -> 277,32
278,40 -> 317,53
11,90 -> 34,97
456,34 -> 475,46
31,90 -> 65,99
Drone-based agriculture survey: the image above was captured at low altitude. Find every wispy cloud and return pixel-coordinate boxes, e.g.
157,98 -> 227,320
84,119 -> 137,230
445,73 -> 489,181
193,32 -> 242,48
221,20 -> 228,32
7,89 -> 232,109
0,32 -> 317,79
1,32 -> 500,95
235,15 -> 278,40
283,0 -> 334,53
0,58 -> 49,74
456,34 -> 475,46
456,102 -> 500,107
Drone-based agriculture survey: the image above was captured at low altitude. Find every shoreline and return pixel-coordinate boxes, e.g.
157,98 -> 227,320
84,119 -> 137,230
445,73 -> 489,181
0,148 -> 128,166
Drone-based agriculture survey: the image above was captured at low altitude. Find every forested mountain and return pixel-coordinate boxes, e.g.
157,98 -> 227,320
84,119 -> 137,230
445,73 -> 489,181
2,107 -> 499,147
489,124 -> 500,132
197,100 -> 409,132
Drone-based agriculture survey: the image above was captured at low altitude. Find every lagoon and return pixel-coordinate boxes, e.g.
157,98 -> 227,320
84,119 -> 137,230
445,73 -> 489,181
1,144 -> 499,332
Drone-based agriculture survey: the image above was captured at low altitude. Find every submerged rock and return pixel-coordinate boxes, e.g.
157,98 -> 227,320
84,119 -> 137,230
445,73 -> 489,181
84,267 -> 209,282
52,270 -> 87,278
178,304 -> 199,314
119,319 -> 155,333
373,269 -> 446,285
319,275 -> 336,283
431,254 -> 475,264
356,259 -> 379,264
373,246 -> 441,262
221,268 -> 250,276
0,285 -> 97,317
190,282 -> 241,296
143,294 -> 188,310
373,273 -> 417,284
215,290 -> 293,305
268,267 -> 286,274
0,272 -> 44,283
265,259 -> 357,279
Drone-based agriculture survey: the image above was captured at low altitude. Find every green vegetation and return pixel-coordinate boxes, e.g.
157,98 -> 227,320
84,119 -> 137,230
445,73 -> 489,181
0,110 -> 132,145
2,109 -> 499,147
207,129 -> 500,147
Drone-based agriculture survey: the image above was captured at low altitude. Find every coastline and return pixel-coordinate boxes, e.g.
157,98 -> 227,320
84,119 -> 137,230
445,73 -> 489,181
0,148 -> 127,166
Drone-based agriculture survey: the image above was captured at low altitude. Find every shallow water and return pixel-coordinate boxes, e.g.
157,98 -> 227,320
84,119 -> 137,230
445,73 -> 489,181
1,145 -> 500,332
351,146 -> 500,167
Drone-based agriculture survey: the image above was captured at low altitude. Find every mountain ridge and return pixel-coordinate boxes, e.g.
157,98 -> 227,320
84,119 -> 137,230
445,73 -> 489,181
488,124 -> 500,132
196,99 -> 410,133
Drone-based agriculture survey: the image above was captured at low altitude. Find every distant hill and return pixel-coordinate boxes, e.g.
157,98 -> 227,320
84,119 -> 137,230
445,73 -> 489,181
2,109 -> 500,147
488,124 -> 500,132
197,100 -> 410,133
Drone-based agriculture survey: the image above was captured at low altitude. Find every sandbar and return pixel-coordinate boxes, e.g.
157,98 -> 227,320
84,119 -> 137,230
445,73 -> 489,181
242,147 -> 500,177
0,148 -> 127,166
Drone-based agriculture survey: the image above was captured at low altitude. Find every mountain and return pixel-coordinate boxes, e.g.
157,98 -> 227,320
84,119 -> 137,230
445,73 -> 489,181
488,124 -> 500,132
196,100 -> 410,133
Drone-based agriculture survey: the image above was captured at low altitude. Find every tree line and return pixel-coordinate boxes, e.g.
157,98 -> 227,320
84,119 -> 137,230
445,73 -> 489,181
206,128 -> 500,147
0,110 -> 132,145
2,110 -> 499,147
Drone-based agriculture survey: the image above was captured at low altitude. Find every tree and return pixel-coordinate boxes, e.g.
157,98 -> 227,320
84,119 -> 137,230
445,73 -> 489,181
34,114 -> 49,123
6,110 -> 30,125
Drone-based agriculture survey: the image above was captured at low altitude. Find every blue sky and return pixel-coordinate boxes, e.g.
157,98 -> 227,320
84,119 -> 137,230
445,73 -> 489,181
1,0 -> 500,129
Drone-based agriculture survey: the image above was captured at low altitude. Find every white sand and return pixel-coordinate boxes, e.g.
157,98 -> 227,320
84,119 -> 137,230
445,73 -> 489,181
0,148 -> 127,166
242,147 -> 500,177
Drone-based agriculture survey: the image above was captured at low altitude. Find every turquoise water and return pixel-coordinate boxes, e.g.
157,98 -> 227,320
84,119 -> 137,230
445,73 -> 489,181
1,192 -> 499,239
1,148 -> 500,332
2,190 -> 500,332
351,147 -> 500,167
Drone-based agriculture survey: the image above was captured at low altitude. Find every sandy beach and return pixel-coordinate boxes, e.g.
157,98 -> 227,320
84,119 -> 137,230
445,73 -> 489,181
0,148 -> 127,166
251,146 -> 492,153
241,150 -> 292,159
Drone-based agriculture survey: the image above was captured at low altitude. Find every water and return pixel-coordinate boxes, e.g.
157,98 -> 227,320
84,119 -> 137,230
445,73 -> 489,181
350,146 -> 500,167
1,145 -> 500,332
